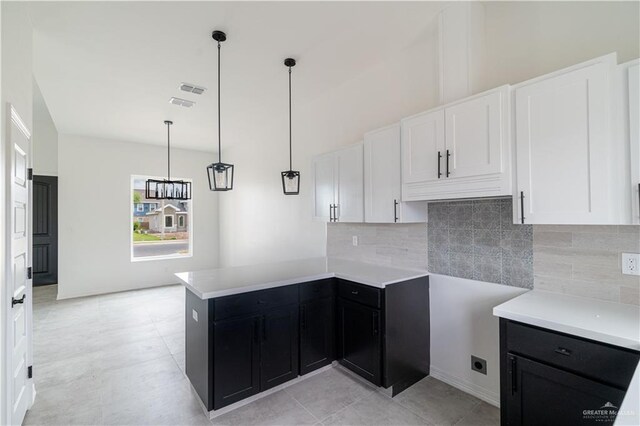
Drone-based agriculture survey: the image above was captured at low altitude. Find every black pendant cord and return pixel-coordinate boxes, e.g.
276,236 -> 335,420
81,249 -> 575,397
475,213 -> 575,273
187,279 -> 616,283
167,122 -> 171,181
217,40 -> 222,164
288,65 -> 292,171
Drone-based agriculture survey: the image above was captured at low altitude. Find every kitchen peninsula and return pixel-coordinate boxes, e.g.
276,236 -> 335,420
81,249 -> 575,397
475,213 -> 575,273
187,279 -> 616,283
176,257 -> 430,417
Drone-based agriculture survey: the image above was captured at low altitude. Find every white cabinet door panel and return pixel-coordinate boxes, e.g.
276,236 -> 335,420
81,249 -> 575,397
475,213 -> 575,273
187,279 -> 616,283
445,89 -> 505,178
401,109 -> 445,184
515,60 -> 612,224
365,125 -> 401,223
335,144 -> 364,223
629,62 -> 640,224
312,152 -> 335,222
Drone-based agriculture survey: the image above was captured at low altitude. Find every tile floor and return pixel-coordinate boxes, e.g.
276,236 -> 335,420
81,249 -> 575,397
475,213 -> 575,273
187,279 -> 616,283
26,284 -> 499,426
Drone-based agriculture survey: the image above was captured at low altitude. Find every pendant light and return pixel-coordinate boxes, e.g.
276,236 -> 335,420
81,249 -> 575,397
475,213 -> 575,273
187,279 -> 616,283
281,58 -> 300,195
145,121 -> 191,200
207,30 -> 234,191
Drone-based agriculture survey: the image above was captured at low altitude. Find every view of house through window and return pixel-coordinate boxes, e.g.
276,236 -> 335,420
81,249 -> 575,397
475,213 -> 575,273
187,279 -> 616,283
131,175 -> 192,260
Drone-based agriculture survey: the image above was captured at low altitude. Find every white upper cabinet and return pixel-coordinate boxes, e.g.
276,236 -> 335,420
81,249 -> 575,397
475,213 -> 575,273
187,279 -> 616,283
513,54 -> 618,224
622,60 -> 640,224
312,144 -> 363,223
364,124 -> 427,223
401,109 -> 445,185
402,86 -> 511,201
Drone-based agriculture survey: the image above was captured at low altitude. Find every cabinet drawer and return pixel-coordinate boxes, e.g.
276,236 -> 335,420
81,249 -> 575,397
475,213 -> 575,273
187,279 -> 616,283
338,280 -> 382,309
505,320 -> 639,389
214,285 -> 298,320
300,279 -> 335,303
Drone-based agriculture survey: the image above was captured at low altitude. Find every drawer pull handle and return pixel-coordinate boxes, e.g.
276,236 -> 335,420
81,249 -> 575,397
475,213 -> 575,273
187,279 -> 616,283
554,347 -> 572,356
351,290 -> 359,295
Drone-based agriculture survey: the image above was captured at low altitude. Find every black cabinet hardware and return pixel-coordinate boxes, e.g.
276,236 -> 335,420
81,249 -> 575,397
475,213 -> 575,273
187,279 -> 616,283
445,150 -> 451,177
12,295 -> 25,307
27,366 -> 32,379
329,204 -> 333,222
437,151 -> 442,178
27,266 -> 32,280
351,290 -> 359,295
554,347 -> 571,356
27,168 -> 33,181
393,200 -> 399,223
509,354 -> 517,395
520,191 -> 525,224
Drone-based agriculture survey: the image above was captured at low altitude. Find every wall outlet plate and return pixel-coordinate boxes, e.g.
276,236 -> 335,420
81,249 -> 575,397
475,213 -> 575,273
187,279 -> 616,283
622,253 -> 640,276
352,236 -> 358,246
471,355 -> 487,375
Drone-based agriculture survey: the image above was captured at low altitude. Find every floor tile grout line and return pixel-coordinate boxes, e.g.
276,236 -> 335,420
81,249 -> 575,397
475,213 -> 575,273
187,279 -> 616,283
289,392 -> 322,423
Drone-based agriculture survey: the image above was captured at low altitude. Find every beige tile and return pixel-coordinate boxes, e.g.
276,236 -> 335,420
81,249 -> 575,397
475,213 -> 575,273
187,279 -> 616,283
533,231 -> 572,247
620,286 -> 640,306
572,232 -> 640,252
455,401 -> 499,426
533,246 -> 575,264
322,392 -> 428,426
534,225 -> 618,234
533,259 -> 572,279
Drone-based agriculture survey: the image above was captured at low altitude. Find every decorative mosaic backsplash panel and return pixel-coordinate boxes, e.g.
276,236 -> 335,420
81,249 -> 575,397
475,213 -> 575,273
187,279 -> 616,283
427,198 -> 534,288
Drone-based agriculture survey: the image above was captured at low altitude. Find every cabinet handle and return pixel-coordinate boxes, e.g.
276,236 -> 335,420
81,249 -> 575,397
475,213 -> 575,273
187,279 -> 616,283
520,191 -> 525,224
12,294 -> 25,307
334,204 -> 339,222
372,311 -> 379,336
509,355 -> 517,395
445,150 -> 451,177
637,183 -> 640,220
554,347 -> 572,357
437,151 -> 442,179
301,305 -> 307,330
329,204 -> 333,222
393,200 -> 399,223
262,315 -> 267,341
351,290 -> 359,295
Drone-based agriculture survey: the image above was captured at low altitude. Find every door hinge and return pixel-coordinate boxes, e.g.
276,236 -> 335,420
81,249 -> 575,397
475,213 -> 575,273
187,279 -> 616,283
27,168 -> 33,181
27,366 -> 32,379
27,266 -> 32,280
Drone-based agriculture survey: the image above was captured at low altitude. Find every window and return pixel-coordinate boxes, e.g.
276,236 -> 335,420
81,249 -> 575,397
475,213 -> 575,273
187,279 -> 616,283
131,175 -> 192,261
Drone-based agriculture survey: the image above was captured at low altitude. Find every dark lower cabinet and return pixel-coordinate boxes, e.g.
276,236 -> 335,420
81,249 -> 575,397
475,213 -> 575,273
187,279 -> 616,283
337,298 -> 382,386
505,354 -> 625,426
300,297 -> 335,375
212,315 -> 261,409
260,304 -> 299,390
500,318 -> 639,426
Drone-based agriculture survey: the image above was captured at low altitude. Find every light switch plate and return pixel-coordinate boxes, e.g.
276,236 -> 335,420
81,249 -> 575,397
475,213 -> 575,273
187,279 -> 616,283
352,236 -> 358,246
192,309 -> 199,322
622,253 -> 640,276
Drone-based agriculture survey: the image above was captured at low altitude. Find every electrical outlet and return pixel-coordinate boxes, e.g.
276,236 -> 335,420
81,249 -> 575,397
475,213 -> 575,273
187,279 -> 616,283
622,253 -> 640,276
352,236 -> 358,246
471,355 -> 487,375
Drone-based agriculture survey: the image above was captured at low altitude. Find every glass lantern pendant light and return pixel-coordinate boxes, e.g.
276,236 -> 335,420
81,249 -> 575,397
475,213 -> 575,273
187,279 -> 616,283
207,30 -> 234,191
281,58 -> 300,195
145,121 -> 191,200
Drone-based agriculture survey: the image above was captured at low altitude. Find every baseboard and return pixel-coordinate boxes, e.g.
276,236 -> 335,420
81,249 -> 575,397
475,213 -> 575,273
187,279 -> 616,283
429,365 -> 500,408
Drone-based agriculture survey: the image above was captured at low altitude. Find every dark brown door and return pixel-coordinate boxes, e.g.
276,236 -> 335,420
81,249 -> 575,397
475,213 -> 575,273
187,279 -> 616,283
32,175 -> 58,286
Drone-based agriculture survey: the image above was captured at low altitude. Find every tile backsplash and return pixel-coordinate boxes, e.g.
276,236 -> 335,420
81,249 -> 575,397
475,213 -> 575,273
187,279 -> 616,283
533,225 -> 640,305
427,198 -> 534,289
327,223 -> 426,270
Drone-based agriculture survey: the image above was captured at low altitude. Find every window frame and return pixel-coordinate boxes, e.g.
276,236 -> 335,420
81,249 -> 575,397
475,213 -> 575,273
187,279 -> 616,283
136,203 -> 144,212
130,175 -> 193,262
178,215 -> 185,228
164,214 -> 174,228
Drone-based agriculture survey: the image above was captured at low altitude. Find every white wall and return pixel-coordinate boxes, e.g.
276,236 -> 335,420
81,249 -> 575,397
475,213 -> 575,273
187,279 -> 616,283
57,134 -> 219,299
429,275 -> 527,406
32,79 -> 57,176
1,2 -> 33,423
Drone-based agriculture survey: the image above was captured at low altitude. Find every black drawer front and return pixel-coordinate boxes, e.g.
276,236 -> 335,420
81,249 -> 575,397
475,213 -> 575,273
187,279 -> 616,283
299,279 -> 335,303
506,320 -> 639,389
338,280 -> 382,309
214,285 -> 298,320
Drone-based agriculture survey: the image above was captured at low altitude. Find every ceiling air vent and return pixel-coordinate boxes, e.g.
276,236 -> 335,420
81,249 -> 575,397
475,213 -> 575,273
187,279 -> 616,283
180,82 -> 206,95
169,97 -> 195,108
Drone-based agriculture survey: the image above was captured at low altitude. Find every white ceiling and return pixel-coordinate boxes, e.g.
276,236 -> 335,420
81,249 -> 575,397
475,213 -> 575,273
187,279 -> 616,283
29,1 -> 446,152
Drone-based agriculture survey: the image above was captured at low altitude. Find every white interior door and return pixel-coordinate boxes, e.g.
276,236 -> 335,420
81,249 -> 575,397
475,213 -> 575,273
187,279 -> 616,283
515,60 -> 613,224
5,105 -> 33,426
401,109 -> 445,184
444,88 -> 506,179
364,124 -> 401,223
311,152 -> 336,222
335,144 -> 364,223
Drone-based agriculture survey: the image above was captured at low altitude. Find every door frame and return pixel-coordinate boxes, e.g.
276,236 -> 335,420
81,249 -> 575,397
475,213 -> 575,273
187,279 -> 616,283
3,104 -> 35,425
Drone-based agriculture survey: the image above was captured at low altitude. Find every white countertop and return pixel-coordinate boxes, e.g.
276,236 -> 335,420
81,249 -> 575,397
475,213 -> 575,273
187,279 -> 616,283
176,257 -> 429,299
493,290 -> 640,351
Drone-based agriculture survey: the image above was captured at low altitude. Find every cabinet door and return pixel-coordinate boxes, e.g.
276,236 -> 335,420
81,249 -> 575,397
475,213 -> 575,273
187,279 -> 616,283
337,299 -> 381,386
300,297 -> 335,375
515,59 -> 613,224
260,305 -> 299,391
364,125 -> 401,223
312,152 -> 336,222
629,62 -> 640,224
213,315 -> 260,409
505,354 -> 625,426
401,109 -> 445,185
445,88 -> 506,179
335,144 -> 364,222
